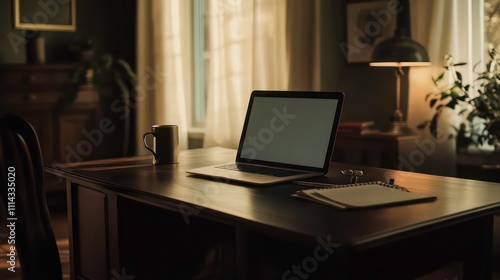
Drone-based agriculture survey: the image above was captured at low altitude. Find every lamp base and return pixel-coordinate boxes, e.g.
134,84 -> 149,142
383,109 -> 415,135
385,121 -> 414,135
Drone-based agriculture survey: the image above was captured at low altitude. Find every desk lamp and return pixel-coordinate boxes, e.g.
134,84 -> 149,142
369,29 -> 431,135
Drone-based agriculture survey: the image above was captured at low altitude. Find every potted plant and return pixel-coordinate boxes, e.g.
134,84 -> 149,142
419,47 -> 500,154
60,49 -> 136,157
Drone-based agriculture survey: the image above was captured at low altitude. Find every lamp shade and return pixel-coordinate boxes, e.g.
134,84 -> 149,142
369,33 -> 431,67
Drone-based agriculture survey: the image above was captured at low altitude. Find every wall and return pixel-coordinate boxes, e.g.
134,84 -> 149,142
0,0 -> 137,158
0,0 -> 392,143
0,0 -> 136,66
2,0 -> 440,171
319,0 -> 458,177
320,0 -> 403,129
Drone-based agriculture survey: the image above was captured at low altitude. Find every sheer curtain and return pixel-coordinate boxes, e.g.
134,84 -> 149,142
136,0 -> 191,153
136,0 -> 320,151
202,0 -> 288,148
407,0 -> 484,176
203,0 -> 320,148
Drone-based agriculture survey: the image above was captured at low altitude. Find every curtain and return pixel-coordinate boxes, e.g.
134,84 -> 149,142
203,0 -> 320,148
136,0 -> 191,153
136,0 -> 320,151
407,0 -> 484,176
286,0 -> 321,91
202,0 -> 288,148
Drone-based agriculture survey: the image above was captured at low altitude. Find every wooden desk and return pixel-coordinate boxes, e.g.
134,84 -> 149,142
46,147 -> 500,279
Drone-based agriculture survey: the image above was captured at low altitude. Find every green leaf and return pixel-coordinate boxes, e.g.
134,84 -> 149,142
434,72 -> 445,84
430,114 -> 439,139
446,99 -> 458,109
417,121 -> 429,130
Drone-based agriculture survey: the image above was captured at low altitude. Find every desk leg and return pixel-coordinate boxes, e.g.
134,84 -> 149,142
66,180 -> 76,280
463,215 -> 493,280
67,182 -> 110,280
236,227 -> 248,280
107,193 -> 120,277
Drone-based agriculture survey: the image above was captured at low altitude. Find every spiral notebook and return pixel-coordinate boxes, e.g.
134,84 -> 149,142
293,181 -> 437,209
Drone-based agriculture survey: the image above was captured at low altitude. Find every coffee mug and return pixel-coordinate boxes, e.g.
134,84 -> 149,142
143,125 -> 179,164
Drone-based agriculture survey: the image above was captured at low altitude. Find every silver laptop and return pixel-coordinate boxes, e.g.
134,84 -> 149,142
186,90 -> 344,185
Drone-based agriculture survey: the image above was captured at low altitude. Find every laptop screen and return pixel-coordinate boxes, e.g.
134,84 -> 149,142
236,91 -> 343,171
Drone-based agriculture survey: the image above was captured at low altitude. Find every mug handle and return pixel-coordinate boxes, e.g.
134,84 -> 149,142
142,132 -> 157,159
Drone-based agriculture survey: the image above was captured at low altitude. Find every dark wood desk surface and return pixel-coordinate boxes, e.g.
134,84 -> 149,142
47,147 -> 500,279
48,147 -> 500,249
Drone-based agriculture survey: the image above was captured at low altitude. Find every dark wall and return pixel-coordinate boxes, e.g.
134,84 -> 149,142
0,0 -> 137,158
320,0 -> 408,129
0,0 -> 400,138
0,0 -> 136,67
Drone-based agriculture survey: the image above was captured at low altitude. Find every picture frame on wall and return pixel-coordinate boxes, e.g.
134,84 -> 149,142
345,1 -> 398,64
14,0 -> 76,32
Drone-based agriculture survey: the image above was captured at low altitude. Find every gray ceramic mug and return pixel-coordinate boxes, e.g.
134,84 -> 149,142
143,125 -> 179,164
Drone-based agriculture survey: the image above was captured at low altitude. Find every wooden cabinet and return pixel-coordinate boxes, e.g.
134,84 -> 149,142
456,151 -> 500,183
0,64 -> 99,193
333,132 -> 419,170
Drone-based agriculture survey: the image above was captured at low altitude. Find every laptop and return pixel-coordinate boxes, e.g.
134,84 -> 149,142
186,90 -> 344,185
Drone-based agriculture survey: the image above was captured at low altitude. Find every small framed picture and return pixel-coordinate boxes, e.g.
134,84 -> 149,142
344,1 -> 398,64
14,0 -> 76,32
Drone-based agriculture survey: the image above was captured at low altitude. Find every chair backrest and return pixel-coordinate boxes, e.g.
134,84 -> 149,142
0,114 -> 62,280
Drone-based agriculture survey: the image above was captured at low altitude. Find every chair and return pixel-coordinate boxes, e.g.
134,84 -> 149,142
0,114 -> 62,280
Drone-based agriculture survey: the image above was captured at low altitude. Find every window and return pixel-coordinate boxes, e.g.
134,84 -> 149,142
485,0 -> 500,50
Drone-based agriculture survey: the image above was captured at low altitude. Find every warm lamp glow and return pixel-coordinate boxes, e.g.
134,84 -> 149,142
369,31 -> 431,135
369,62 -> 432,67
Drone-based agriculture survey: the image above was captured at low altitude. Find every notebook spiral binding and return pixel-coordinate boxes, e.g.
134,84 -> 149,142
315,181 -> 410,192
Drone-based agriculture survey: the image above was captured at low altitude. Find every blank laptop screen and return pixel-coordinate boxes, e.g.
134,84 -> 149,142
239,96 -> 339,168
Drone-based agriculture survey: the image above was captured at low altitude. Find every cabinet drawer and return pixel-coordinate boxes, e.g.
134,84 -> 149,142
75,186 -> 109,280
0,64 -> 77,91
5,91 -> 63,105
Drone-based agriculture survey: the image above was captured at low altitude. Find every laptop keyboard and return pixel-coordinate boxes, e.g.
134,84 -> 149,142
216,163 -> 305,177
